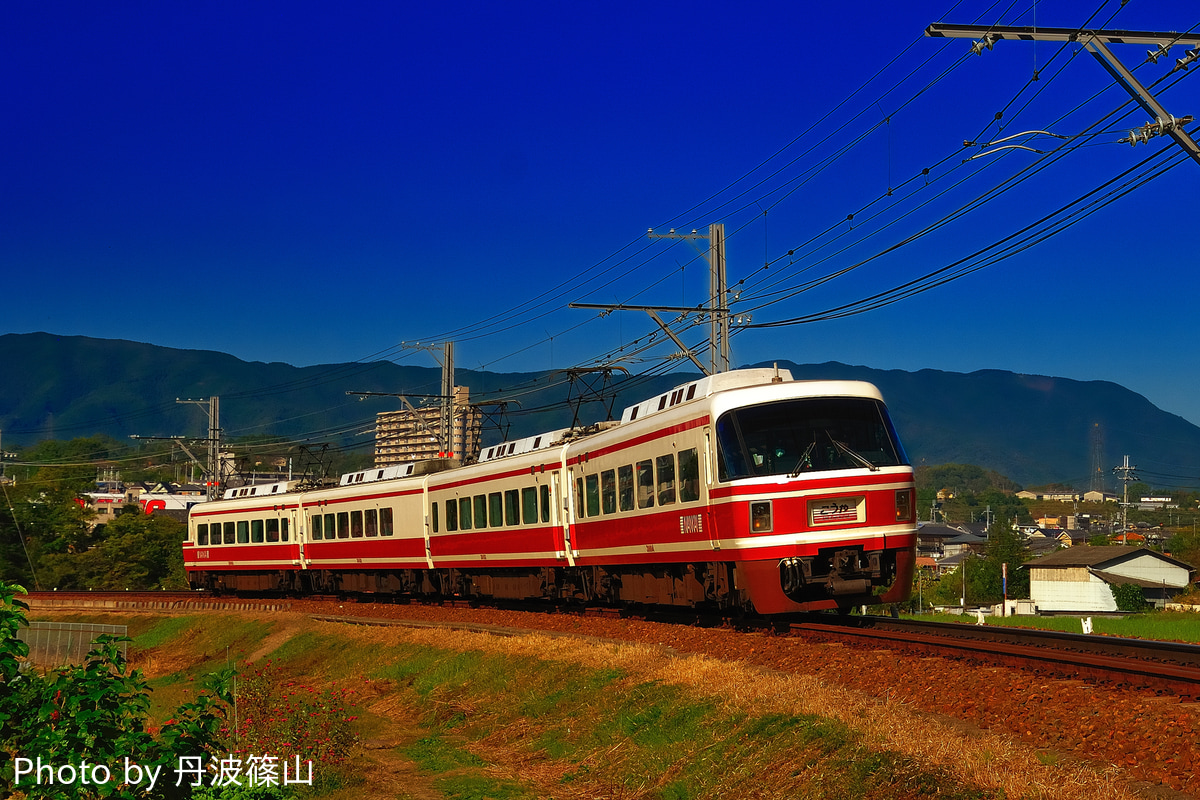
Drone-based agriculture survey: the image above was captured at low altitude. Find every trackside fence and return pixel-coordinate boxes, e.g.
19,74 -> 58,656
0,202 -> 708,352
17,621 -> 129,667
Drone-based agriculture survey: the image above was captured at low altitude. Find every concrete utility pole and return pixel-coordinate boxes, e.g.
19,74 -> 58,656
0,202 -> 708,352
1113,455 -> 1138,533
925,23 -> 1200,166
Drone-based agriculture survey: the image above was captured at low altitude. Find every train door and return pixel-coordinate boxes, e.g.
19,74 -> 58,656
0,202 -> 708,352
422,478 -> 435,568
291,507 -> 306,568
296,500 -> 309,569
704,429 -> 721,551
559,452 -> 577,566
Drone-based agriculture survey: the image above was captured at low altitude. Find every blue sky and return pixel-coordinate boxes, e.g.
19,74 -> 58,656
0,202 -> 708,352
4,1 -> 1200,423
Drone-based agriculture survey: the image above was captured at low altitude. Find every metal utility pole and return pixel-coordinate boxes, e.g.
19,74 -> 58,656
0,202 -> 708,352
379,341 -> 457,456
177,397 -> 222,500
925,24 -> 1200,165
571,223 -> 740,376
647,224 -> 730,373
1113,455 -> 1138,533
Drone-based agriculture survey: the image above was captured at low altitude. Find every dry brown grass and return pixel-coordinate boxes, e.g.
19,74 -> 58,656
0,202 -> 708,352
323,621 -> 1141,800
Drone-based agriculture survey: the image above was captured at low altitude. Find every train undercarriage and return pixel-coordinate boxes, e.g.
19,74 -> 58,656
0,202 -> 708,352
188,545 -> 906,613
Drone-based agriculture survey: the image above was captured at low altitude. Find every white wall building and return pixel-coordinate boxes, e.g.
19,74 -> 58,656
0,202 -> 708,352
1028,546 -> 1194,613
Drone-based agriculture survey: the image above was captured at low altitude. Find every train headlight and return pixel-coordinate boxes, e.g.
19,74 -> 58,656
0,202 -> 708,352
895,488 -> 913,522
750,500 -> 773,532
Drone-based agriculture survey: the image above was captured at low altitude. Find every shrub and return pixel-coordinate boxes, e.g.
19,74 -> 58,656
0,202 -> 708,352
0,580 -> 234,799
1110,582 -> 1149,612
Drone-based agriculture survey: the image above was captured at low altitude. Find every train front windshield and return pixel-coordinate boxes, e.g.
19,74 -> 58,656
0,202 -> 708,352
715,397 -> 908,481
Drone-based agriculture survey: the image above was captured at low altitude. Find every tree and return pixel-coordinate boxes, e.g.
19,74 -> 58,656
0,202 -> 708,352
39,511 -> 188,590
1167,527 -> 1200,571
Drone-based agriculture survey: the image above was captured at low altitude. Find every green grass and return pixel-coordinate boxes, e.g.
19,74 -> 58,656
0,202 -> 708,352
33,612 -> 1001,799
372,643 -> 997,800
911,610 -> 1200,642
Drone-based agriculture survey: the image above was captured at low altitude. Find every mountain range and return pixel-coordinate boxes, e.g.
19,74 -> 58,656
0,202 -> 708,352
3,331 -> 1198,489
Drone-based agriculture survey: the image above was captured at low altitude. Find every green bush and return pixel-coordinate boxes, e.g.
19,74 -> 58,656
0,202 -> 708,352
1110,582 -> 1148,612
0,581 -> 234,799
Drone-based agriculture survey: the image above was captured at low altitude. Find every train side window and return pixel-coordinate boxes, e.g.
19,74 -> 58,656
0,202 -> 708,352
445,500 -> 457,532
380,507 -> 394,536
489,492 -> 503,527
430,504 -> 438,534
459,497 -> 472,530
657,454 -> 676,506
540,484 -> 550,523
521,487 -> 538,524
601,469 -> 616,515
197,524 -> 208,546
224,521 -> 236,544
281,518 -> 289,541
266,518 -> 280,542
251,519 -> 264,543
574,477 -> 584,518
310,515 -> 322,540
351,510 -> 364,538
585,474 -> 600,517
474,495 -> 488,529
679,448 -> 700,503
618,465 -> 634,512
365,509 -> 378,537
504,490 -> 519,526
237,521 -> 249,544
336,512 -> 350,539
324,513 -> 336,540
636,460 -> 655,509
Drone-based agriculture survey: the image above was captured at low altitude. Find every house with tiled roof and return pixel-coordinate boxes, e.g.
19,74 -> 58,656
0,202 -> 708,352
1026,546 -> 1195,613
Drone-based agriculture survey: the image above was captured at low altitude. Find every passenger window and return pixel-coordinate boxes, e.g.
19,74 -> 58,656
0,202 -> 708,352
224,521 -> 236,544
489,492 -> 503,527
585,474 -> 600,517
310,515 -> 323,540
657,454 -> 676,506
474,495 -> 488,529
351,510 -> 364,538
445,500 -> 458,532
197,524 -> 208,546
380,507 -> 394,536
430,504 -> 438,534
365,509 -> 378,537
618,465 -> 634,511
505,490 -> 519,526
636,460 -> 655,509
460,497 -> 472,530
266,518 -> 280,542
575,477 -> 585,518
336,512 -> 349,539
237,521 -> 249,544
540,484 -> 551,523
679,448 -> 701,502
324,513 -> 336,540
251,519 -> 264,543
601,470 -> 616,515
281,518 -> 289,542
522,487 -> 538,524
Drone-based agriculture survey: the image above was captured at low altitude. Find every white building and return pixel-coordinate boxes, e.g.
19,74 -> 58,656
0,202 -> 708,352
1027,546 -> 1194,613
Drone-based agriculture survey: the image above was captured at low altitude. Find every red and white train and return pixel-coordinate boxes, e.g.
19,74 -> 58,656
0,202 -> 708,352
183,367 -> 917,613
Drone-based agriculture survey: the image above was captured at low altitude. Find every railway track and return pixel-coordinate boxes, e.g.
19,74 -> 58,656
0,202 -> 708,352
781,613 -> 1200,699
23,591 -> 1200,699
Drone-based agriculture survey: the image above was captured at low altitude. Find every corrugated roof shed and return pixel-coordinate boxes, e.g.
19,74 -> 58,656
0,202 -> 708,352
1028,546 -> 1193,572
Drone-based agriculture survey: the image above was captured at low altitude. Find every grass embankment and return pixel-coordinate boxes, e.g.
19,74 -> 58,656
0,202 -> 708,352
32,612 -> 1142,800
912,610 -> 1200,642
